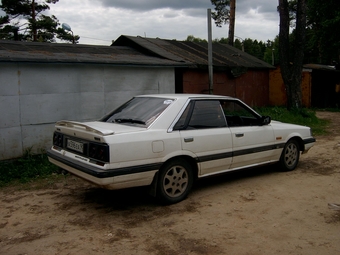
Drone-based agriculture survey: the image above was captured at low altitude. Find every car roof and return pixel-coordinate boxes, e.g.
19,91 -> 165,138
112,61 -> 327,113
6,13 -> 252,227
135,94 -> 236,100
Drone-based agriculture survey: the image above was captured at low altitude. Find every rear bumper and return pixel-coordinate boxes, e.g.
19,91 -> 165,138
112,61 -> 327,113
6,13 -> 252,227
47,149 -> 159,190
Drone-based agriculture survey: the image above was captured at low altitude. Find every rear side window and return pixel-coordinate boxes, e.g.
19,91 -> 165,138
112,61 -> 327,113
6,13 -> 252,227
101,97 -> 174,127
174,100 -> 227,130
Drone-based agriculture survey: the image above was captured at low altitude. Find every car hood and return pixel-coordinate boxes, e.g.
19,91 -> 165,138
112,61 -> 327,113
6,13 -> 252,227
270,120 -> 309,130
55,120 -> 146,136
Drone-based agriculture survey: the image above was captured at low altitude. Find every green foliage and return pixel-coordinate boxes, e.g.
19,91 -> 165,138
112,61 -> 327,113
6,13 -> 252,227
210,0 -> 231,27
213,36 -> 277,65
255,106 -> 329,135
0,152 -> 59,187
233,38 -> 242,48
186,35 -> 207,43
0,0 -> 79,43
263,36 -> 280,65
214,36 -> 229,44
208,1 -> 339,66
305,0 -> 340,64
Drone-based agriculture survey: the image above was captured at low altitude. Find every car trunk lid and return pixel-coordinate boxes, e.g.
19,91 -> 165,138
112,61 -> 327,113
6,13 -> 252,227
55,120 -> 146,136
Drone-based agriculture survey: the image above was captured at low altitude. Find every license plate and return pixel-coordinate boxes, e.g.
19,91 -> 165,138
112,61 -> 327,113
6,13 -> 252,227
67,139 -> 84,153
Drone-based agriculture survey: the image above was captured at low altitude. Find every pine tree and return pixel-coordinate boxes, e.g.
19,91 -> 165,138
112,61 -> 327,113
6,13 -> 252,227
210,0 -> 235,46
0,0 -> 79,43
278,0 -> 307,109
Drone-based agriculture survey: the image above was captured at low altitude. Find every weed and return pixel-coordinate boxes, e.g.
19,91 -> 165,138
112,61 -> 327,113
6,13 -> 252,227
0,153 -> 59,187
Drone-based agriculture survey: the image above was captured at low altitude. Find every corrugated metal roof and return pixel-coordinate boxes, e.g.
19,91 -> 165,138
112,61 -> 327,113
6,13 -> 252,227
113,35 -> 274,70
0,37 -> 274,69
0,40 -> 191,67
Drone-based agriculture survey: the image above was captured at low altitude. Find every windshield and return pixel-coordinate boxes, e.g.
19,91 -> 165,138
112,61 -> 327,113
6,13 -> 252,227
101,97 -> 174,127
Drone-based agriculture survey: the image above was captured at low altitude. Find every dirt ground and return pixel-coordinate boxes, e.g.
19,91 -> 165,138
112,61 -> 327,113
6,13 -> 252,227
0,112 -> 339,255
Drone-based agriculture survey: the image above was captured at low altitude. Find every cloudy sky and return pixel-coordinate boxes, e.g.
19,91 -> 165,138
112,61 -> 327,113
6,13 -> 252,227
0,0 -> 280,45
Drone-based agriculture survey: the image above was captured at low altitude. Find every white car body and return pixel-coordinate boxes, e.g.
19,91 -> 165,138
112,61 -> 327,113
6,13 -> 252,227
47,94 -> 315,204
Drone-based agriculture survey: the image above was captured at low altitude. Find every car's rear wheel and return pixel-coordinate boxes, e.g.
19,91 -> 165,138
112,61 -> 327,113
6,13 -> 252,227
279,139 -> 300,171
157,159 -> 193,204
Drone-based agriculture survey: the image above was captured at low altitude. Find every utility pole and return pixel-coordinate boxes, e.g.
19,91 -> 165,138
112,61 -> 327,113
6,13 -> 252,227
208,9 -> 213,94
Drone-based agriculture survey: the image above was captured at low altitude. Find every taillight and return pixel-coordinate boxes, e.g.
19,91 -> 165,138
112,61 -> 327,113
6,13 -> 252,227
53,132 -> 109,163
53,132 -> 63,148
89,143 -> 109,162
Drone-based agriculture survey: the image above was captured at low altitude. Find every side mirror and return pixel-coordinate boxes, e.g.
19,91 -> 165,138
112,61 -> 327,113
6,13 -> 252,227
261,116 -> 271,125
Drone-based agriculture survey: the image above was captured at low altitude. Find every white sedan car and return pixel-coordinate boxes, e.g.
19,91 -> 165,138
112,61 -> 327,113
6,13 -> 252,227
47,94 -> 315,204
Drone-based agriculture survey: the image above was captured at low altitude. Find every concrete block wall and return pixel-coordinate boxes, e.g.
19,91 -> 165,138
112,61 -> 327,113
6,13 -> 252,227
0,62 -> 175,160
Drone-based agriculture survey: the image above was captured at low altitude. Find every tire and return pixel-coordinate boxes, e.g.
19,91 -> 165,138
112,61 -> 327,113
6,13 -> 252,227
279,139 -> 300,171
157,159 -> 193,204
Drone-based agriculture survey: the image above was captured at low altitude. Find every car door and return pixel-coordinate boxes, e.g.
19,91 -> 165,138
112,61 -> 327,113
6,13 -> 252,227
174,100 -> 233,177
222,100 -> 277,169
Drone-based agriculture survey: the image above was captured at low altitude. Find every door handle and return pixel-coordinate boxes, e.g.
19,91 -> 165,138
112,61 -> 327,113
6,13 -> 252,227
184,137 -> 194,143
235,133 -> 244,137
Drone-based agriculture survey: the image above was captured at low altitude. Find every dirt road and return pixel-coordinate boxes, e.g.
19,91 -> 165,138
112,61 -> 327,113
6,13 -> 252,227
0,112 -> 339,255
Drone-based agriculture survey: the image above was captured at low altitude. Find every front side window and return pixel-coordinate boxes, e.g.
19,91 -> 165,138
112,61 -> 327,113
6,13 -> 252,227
221,100 -> 261,127
174,100 -> 227,130
101,97 -> 174,127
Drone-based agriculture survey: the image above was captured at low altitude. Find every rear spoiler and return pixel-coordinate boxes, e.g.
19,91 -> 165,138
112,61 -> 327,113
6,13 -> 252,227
56,120 -> 115,136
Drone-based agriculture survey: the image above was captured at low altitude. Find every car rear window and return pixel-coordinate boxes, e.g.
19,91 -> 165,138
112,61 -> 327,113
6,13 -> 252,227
101,97 -> 174,127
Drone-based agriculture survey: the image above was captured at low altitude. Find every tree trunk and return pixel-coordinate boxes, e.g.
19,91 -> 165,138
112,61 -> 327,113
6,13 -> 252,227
278,0 -> 306,110
32,0 -> 37,41
228,0 -> 236,46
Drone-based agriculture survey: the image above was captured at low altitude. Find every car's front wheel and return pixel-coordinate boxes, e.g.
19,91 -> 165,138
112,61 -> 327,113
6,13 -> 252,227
279,139 -> 300,171
157,159 -> 193,204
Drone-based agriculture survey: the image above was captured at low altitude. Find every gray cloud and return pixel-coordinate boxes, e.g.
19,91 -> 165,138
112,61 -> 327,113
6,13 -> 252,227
98,0 -> 279,16
0,0 -> 280,45
99,0 -> 211,11
236,0 -> 278,18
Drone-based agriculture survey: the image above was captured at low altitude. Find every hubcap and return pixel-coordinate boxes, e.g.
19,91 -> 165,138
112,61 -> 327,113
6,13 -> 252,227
284,143 -> 298,167
163,165 -> 188,198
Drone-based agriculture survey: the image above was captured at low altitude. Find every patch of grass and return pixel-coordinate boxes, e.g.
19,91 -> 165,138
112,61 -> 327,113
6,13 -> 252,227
255,106 -> 329,135
315,107 -> 340,112
0,152 -> 59,187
